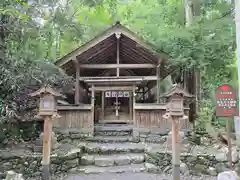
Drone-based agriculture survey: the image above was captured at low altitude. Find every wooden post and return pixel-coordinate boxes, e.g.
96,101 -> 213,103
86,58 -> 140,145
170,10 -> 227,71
74,59 -> 80,105
132,86 -> 138,137
226,119 -> 233,169
115,96 -> 119,119
156,65 -> 160,103
101,91 -> 105,120
172,117 -> 180,180
29,86 -> 62,180
42,116 -> 52,180
115,33 -> 121,77
91,85 -> 95,124
129,91 -> 133,120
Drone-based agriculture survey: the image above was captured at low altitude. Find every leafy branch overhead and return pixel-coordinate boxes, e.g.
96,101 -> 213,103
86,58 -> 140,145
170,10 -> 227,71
0,0 -> 235,125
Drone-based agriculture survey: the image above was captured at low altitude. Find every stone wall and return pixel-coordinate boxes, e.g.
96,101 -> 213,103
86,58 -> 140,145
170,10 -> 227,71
1,128 -> 239,178
0,144 -> 82,179
137,128 -> 192,144
137,128 -> 169,143
54,128 -> 93,142
0,121 -> 42,148
145,144 -> 240,176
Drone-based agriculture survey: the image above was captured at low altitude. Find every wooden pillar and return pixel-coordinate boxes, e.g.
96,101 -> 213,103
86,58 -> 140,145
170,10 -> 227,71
132,85 -> 139,138
74,59 -> 80,105
172,116 -> 180,180
101,91 -> 105,120
42,116 -> 52,180
115,33 -> 121,77
156,65 -> 160,103
91,85 -> 95,126
129,91 -> 133,120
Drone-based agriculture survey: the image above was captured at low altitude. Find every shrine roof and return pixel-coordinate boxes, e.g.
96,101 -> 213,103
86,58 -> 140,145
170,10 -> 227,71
55,21 -> 178,78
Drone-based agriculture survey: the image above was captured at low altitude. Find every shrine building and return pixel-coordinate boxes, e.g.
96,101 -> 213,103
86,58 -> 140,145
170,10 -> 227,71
53,22 -> 197,137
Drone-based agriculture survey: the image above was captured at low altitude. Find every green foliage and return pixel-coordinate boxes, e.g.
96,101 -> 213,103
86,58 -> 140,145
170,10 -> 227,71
0,0 -> 236,131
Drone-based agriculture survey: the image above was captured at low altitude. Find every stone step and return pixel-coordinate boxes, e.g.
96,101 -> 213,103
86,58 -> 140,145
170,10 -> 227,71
77,163 -> 146,174
81,153 -> 145,167
84,142 -> 145,154
94,124 -> 133,136
95,131 -> 132,136
85,135 -> 139,143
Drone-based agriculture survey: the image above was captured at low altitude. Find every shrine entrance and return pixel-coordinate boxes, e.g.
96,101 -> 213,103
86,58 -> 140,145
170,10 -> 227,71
101,90 -> 132,123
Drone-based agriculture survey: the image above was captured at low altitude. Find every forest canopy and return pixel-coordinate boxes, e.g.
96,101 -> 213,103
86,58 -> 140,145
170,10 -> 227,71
0,0 -> 236,130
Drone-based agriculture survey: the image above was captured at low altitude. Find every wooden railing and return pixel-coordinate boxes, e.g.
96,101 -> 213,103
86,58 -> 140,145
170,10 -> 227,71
133,103 -> 192,135
53,104 -> 93,135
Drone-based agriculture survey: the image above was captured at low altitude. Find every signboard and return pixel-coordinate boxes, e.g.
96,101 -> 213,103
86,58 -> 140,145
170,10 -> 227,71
215,84 -> 238,117
105,91 -> 130,98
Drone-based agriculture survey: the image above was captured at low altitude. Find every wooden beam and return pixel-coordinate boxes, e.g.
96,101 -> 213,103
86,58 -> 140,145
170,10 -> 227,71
87,81 -> 142,86
82,76 -> 158,82
80,64 -> 156,69
80,76 -> 157,81
57,105 -> 92,110
85,79 -> 154,83
98,69 -> 137,76
89,86 -> 134,91
116,34 -> 120,76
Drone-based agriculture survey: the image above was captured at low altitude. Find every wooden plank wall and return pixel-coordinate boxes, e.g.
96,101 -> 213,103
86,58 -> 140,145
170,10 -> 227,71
53,109 -> 93,134
134,109 -> 192,133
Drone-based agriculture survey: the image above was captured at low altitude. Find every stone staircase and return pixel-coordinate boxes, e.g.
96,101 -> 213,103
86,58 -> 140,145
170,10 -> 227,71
78,123 -> 147,174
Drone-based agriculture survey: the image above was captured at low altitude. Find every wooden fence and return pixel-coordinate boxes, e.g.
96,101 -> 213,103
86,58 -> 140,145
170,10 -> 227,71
133,103 -> 192,135
53,105 -> 93,135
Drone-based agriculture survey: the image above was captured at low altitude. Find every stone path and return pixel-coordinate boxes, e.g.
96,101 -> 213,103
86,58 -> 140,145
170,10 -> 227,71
63,172 -> 217,180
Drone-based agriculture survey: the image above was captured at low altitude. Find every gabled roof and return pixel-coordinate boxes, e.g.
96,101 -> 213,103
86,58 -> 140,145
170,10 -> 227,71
161,84 -> 194,98
55,21 -> 167,66
30,86 -> 63,97
55,21 -> 178,79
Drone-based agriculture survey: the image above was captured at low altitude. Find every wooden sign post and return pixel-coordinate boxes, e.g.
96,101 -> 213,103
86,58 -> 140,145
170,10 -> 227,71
162,85 -> 194,180
215,84 -> 238,170
30,86 -> 62,180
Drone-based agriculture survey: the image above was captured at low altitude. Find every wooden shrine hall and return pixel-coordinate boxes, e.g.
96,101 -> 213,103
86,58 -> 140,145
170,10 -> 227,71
54,22 -> 196,137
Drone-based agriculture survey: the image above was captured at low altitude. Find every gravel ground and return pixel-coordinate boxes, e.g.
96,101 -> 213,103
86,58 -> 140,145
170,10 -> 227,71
37,173 -> 217,180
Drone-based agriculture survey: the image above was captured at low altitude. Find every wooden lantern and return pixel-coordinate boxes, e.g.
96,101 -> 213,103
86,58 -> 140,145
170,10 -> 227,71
167,93 -> 184,117
162,84 -> 195,118
161,84 -> 194,105
30,86 -> 63,117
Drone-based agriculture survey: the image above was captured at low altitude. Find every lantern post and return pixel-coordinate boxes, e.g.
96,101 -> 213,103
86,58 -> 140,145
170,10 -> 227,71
162,85 -> 193,180
30,86 -> 62,180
